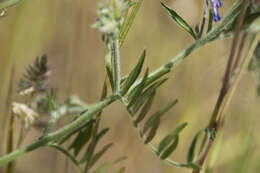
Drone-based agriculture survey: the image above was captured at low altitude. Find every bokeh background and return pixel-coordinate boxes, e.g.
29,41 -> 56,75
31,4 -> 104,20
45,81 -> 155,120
0,0 -> 260,172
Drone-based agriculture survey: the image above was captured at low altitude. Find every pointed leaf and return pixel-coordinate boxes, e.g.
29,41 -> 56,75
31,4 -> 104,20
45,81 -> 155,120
132,78 -> 168,114
161,2 -> 196,39
69,123 -> 93,156
195,24 -> 200,35
119,0 -> 144,46
127,68 -> 149,108
143,99 -> 178,134
93,156 -> 127,173
207,9 -> 214,33
96,128 -> 110,143
80,128 -> 110,163
59,119 -> 94,144
144,119 -> 160,144
48,144 -> 82,172
106,52 -> 114,91
134,90 -> 156,126
160,136 -> 179,159
158,122 -> 187,153
89,143 -> 113,167
187,130 -> 203,163
121,50 -> 146,95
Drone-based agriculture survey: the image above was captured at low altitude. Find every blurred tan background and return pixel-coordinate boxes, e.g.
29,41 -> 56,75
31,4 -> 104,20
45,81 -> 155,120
1,0 -> 260,172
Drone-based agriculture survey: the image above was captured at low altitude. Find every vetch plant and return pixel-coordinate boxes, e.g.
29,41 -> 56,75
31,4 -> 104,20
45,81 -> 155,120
1,0 -> 260,173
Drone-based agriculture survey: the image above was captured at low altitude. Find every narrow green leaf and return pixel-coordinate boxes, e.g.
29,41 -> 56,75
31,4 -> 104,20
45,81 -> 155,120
134,91 -> 156,126
160,136 -> 179,159
119,0 -> 144,46
144,119 -> 160,144
195,24 -> 200,35
127,68 -> 149,108
187,130 -> 203,163
121,50 -> 146,95
105,52 -> 114,92
96,128 -> 110,143
58,119 -> 94,145
143,99 -> 178,134
89,143 -> 113,167
69,123 -> 93,156
207,9 -> 214,33
161,2 -> 196,39
132,78 -> 168,114
80,128 -> 110,164
158,122 -> 187,153
93,156 -> 127,173
48,144 -> 83,172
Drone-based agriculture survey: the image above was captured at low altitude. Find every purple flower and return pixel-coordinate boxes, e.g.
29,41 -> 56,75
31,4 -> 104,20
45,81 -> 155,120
208,0 -> 223,22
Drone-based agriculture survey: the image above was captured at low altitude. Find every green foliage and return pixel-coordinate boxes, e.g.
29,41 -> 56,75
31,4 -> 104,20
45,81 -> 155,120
186,130 -> 203,163
119,0 -> 144,46
158,123 -> 187,153
121,50 -> 146,95
69,123 -> 93,156
93,156 -> 127,173
143,99 -> 178,134
161,2 -> 196,39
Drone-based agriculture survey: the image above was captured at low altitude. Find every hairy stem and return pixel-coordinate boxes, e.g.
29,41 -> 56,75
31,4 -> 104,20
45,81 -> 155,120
84,78 -> 108,173
112,36 -> 121,94
128,0 -> 242,93
0,0 -> 244,166
0,95 -> 119,165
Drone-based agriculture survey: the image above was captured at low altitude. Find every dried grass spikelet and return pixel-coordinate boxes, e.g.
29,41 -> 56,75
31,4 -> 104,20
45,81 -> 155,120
19,55 -> 50,95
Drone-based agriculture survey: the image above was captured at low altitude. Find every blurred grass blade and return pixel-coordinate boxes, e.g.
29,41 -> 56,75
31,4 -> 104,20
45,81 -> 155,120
69,123 -> 93,156
132,78 -> 168,114
207,9 -> 214,33
89,143 -> 113,167
134,91 -> 156,126
127,68 -> 149,108
143,99 -> 178,134
106,52 -> 115,92
119,0 -> 144,46
93,156 -> 127,173
187,130 -> 203,163
144,119 -> 160,144
121,50 -> 146,95
160,136 -> 179,159
158,122 -> 187,153
161,2 -> 196,39
0,0 -> 22,10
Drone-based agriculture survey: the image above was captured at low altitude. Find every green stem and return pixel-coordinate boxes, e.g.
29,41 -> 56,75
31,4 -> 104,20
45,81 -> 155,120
112,36 -> 121,94
0,0 -> 22,10
0,95 -> 119,165
0,0 -> 243,166
128,0 -> 242,93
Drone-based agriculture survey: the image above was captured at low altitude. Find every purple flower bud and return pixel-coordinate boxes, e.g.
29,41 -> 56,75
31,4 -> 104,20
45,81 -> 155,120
209,0 -> 223,22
